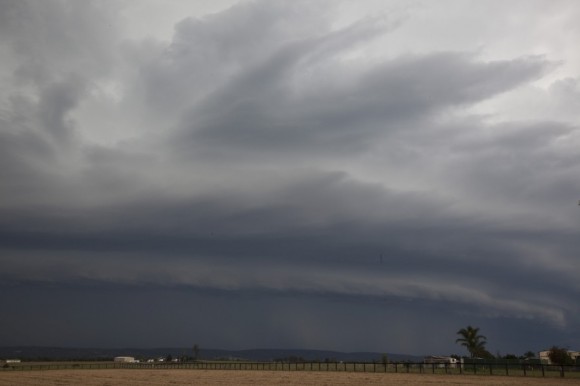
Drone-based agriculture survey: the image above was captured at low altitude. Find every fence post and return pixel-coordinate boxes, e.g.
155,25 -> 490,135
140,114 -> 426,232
395,363 -> 398,373
541,364 -> 545,377
505,362 -> 509,376
561,365 -> 564,378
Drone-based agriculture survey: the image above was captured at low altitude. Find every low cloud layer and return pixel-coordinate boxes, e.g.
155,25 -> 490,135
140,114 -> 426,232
1,0 -> 579,354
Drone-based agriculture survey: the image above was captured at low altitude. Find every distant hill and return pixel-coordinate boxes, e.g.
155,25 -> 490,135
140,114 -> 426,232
0,346 -> 423,362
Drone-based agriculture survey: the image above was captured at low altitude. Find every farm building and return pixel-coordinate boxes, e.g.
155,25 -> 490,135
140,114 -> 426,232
424,356 -> 459,368
114,356 -> 136,363
4,359 -> 21,364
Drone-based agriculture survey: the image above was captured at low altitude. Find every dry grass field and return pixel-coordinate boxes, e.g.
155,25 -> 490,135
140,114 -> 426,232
1,369 -> 580,386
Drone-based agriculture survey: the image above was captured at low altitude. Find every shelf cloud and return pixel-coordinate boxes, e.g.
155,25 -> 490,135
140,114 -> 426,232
1,0 -> 579,354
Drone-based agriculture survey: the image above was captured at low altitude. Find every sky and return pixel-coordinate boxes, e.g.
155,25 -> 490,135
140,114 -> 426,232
1,0 -> 579,357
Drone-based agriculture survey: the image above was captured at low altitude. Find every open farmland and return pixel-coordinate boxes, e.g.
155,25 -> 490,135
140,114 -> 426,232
2,370 -> 580,386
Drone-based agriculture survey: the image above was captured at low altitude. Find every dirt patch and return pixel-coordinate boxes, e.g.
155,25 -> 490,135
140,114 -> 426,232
1,369 -> 579,386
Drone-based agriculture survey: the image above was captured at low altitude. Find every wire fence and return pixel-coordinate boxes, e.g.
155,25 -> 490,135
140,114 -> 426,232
2,361 -> 579,378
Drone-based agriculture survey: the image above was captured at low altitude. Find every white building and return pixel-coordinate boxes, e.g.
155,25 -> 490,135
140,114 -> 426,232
114,356 -> 136,363
424,356 -> 459,368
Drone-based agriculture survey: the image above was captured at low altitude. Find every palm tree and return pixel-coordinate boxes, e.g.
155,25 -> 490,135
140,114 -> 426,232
455,325 -> 487,358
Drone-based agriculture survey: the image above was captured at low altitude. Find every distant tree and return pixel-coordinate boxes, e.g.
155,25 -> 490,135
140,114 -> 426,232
381,354 -> 389,364
548,346 -> 573,365
522,351 -> 536,360
455,326 -> 487,358
193,344 -> 200,360
475,348 -> 495,359
166,354 -> 173,362
504,354 -> 518,360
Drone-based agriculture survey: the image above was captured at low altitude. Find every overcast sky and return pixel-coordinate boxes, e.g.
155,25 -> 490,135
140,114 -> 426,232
1,0 -> 580,356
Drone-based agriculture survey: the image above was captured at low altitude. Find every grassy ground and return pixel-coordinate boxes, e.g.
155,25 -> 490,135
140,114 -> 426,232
1,369 -> 580,386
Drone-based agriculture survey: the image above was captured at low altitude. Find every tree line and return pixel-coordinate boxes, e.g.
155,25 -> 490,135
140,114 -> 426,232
455,325 -> 577,365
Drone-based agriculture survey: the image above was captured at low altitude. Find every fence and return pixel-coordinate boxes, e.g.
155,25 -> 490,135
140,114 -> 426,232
1,361 -> 579,378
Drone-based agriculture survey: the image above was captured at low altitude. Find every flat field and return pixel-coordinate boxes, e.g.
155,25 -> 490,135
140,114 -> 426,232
2,370 -> 580,386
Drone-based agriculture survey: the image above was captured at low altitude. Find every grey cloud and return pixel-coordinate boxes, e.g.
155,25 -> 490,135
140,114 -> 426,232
444,121 -> 580,215
359,53 -> 548,108
0,0 -> 118,86
1,281 -> 574,353
126,1 -> 341,121
0,0 -> 122,205
0,243 -> 573,328
37,77 -> 87,145
172,53 -> 549,162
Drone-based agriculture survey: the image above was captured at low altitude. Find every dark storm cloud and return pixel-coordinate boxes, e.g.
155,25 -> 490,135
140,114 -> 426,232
1,0 -> 580,353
